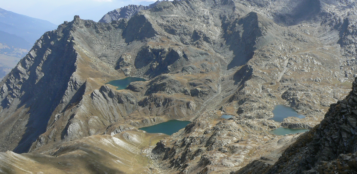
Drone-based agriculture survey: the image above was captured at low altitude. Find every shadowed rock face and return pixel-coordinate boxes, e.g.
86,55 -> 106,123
1,0 -> 357,173
274,0 -> 321,26
0,24 -> 78,153
223,12 -> 271,69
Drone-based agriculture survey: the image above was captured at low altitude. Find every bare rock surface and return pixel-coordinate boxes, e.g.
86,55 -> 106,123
99,1 -> 160,23
263,78 -> 357,173
151,111 -> 300,173
281,117 -> 314,129
234,78 -> 357,173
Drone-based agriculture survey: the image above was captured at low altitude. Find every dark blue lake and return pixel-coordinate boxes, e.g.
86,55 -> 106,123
272,105 -> 305,122
107,77 -> 146,90
139,120 -> 191,135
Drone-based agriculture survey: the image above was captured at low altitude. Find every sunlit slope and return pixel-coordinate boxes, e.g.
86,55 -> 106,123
0,130 -> 167,173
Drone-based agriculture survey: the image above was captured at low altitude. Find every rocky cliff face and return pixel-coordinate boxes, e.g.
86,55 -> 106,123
0,0 -> 356,173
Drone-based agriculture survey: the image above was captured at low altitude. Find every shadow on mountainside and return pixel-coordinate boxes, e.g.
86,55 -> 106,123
222,12 -> 264,69
12,30 -> 78,153
273,0 -> 321,26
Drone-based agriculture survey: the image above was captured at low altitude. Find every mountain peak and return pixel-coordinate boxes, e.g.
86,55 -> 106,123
99,4 -> 153,23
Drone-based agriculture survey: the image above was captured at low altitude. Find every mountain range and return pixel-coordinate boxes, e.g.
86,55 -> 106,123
0,0 -> 357,173
0,8 -> 56,79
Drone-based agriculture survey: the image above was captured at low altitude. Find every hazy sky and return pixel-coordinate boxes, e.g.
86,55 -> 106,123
2,0 -> 156,25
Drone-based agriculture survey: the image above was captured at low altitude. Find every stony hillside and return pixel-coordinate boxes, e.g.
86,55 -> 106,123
235,77 -> 357,174
0,129 -> 167,174
0,0 -> 356,173
268,76 -> 357,172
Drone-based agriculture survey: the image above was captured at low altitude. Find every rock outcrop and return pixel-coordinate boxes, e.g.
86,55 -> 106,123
151,111 -> 298,173
281,117 -> 313,129
99,1 -> 160,23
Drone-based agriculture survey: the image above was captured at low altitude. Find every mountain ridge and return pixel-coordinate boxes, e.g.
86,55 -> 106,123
98,1 -> 163,23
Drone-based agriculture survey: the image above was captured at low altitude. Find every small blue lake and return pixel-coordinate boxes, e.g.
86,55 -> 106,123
271,105 -> 309,135
139,120 -> 191,135
107,77 -> 146,90
271,127 -> 309,135
272,105 -> 305,122
221,115 -> 233,119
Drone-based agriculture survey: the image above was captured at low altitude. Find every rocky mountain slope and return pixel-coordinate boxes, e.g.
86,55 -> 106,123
0,0 -> 356,173
99,4 -> 151,23
0,129 -> 167,174
99,0 -> 165,23
235,77 -> 357,174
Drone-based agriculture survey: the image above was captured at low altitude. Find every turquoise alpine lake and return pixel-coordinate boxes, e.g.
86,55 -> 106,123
271,105 -> 309,135
221,115 -> 233,119
139,120 -> 191,135
271,127 -> 309,135
107,77 -> 146,90
272,105 -> 305,122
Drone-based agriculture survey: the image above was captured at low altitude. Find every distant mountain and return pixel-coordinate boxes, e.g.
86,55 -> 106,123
0,30 -> 31,57
0,8 -> 56,45
0,8 -> 56,79
99,1 -> 160,23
